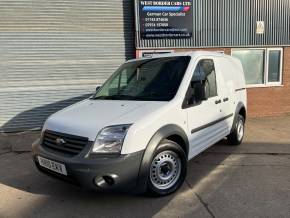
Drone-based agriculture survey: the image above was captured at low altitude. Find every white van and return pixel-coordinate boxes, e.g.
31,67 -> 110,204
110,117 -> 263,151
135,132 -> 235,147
32,51 -> 247,196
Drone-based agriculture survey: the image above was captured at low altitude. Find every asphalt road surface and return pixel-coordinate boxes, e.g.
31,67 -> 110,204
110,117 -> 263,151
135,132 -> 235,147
0,116 -> 290,218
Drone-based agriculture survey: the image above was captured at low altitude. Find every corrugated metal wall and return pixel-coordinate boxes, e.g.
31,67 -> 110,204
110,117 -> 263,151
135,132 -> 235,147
0,0 -> 135,132
136,0 -> 290,48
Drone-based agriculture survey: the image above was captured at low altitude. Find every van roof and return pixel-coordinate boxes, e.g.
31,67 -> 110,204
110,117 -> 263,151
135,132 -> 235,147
128,51 -> 232,62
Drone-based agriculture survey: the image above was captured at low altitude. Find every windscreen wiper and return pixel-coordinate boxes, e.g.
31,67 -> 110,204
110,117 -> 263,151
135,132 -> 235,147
91,96 -> 111,100
108,94 -> 136,100
92,95 -> 135,100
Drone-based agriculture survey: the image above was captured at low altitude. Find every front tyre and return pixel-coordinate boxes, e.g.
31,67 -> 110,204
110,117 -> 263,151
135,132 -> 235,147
227,114 -> 245,145
147,140 -> 187,196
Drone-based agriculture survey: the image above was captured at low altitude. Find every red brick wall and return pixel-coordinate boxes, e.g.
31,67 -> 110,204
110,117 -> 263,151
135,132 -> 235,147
247,47 -> 290,117
137,47 -> 290,117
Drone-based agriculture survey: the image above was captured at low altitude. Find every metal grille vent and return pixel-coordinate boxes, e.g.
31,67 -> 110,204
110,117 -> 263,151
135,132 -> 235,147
42,130 -> 88,156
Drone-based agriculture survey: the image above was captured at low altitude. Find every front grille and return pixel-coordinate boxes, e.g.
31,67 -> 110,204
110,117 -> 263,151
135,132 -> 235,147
42,130 -> 88,156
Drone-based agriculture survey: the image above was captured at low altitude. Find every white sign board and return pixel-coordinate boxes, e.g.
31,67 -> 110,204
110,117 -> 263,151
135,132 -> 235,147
256,21 -> 265,34
138,50 -> 174,58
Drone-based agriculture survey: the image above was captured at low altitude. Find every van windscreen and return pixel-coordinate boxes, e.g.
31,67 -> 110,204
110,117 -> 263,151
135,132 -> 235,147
93,56 -> 191,101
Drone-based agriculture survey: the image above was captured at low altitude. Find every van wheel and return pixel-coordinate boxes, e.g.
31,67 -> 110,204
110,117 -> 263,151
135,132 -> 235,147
147,140 -> 187,196
227,114 -> 245,145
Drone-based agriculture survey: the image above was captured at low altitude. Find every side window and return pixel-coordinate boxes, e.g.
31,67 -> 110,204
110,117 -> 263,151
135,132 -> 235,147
192,59 -> 217,98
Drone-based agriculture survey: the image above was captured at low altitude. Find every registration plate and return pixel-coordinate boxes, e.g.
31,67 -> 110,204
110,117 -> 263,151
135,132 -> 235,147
38,156 -> 67,176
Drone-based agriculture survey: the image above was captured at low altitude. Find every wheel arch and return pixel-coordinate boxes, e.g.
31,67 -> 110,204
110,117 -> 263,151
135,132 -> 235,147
231,102 -> 247,133
137,124 -> 189,192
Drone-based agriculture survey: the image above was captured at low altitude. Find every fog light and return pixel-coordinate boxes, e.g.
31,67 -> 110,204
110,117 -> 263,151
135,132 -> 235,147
103,176 -> 115,186
94,174 -> 118,188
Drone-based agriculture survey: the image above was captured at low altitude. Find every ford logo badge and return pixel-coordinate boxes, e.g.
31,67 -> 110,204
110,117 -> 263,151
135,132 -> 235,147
56,138 -> 66,146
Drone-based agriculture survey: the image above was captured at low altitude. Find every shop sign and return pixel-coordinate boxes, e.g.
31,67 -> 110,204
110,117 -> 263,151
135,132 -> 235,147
139,0 -> 193,39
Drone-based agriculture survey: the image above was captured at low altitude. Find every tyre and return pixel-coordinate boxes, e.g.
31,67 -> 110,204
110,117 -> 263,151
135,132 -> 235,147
227,114 -> 245,145
147,139 -> 187,196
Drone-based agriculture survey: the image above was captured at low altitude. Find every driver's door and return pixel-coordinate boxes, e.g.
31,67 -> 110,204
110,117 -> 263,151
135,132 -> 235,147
184,58 -> 224,159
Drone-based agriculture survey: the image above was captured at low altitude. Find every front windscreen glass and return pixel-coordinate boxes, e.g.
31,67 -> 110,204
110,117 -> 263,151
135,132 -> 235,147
92,56 -> 191,101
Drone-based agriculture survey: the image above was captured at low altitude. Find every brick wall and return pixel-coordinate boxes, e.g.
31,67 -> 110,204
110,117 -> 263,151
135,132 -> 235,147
137,47 -> 290,117
247,47 -> 290,117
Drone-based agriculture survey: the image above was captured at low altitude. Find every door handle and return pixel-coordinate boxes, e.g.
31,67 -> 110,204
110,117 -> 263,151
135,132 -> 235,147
215,100 -> 222,104
223,97 -> 229,102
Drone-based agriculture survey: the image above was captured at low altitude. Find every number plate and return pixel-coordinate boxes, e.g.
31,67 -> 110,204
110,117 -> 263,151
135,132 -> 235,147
38,156 -> 67,176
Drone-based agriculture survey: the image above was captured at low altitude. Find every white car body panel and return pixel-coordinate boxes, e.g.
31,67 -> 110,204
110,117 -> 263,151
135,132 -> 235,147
42,51 -> 247,158
43,100 -> 167,142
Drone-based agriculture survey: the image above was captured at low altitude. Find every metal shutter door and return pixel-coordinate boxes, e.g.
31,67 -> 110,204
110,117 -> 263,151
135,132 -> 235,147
0,0 -> 135,132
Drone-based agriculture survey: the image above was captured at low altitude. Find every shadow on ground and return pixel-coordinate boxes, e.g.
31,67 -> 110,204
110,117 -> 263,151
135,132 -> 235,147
0,140 -> 236,218
1,136 -> 290,217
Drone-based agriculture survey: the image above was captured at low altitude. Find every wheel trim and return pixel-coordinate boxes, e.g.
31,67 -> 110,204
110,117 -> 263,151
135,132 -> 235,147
150,151 -> 181,190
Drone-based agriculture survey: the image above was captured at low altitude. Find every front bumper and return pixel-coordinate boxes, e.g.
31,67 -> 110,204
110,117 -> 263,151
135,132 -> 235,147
32,139 -> 144,192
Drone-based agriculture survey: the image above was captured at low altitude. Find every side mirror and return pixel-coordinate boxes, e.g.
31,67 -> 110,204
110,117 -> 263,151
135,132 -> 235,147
95,86 -> 101,92
191,81 -> 208,102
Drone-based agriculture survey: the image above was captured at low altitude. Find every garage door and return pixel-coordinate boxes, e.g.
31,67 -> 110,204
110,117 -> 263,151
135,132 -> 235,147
0,0 -> 135,132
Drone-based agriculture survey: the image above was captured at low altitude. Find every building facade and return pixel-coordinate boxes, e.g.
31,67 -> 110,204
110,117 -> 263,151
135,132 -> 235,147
0,0 -> 289,132
135,0 -> 290,117
0,0 -> 135,132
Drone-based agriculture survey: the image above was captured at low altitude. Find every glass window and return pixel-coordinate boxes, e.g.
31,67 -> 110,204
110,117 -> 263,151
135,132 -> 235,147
192,59 -> 217,98
232,48 -> 283,86
232,50 -> 265,85
268,50 -> 281,83
93,56 -> 191,101
105,69 -> 128,96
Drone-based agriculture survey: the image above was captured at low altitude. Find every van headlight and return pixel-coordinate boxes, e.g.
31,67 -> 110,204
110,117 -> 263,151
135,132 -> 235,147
91,124 -> 131,154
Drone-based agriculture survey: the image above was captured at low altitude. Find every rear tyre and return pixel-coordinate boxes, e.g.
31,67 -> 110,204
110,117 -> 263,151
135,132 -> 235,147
227,114 -> 245,145
147,140 -> 187,196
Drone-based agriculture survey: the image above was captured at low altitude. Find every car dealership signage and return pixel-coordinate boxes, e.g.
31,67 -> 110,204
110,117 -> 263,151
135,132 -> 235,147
138,0 -> 193,39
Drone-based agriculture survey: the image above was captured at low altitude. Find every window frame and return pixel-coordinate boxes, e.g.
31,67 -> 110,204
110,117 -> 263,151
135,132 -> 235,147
266,48 -> 283,86
231,48 -> 283,88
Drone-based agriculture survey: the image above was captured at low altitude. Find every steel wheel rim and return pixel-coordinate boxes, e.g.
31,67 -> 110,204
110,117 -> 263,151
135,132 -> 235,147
150,150 -> 181,190
237,119 -> 244,141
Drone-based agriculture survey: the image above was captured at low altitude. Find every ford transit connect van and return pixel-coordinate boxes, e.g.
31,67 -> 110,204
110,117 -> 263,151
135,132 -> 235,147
32,51 -> 247,196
